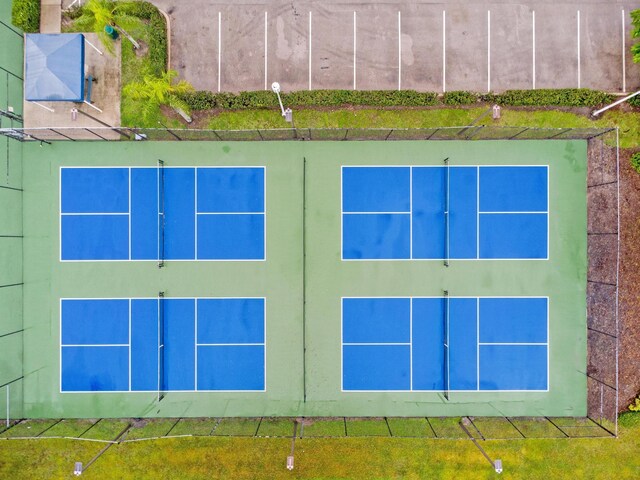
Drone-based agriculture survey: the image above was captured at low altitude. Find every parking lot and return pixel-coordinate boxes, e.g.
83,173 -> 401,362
147,2 -> 638,92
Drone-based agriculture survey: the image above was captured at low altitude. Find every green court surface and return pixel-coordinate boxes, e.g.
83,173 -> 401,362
19,139 -> 587,419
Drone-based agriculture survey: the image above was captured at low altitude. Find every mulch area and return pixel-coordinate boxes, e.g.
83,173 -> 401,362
587,141 -> 640,416
617,147 -> 640,410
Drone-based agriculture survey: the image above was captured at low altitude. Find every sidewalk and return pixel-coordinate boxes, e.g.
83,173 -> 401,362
40,0 -> 61,34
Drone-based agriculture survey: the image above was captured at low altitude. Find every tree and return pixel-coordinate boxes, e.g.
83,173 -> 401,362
632,10 -> 640,63
74,0 -> 142,54
123,70 -> 194,123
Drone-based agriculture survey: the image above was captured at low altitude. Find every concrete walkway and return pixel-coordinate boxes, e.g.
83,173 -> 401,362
40,0 -> 61,33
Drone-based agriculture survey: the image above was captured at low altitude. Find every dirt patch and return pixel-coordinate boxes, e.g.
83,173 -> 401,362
618,147 -> 640,409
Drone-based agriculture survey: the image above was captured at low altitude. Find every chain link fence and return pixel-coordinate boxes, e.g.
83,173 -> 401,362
0,126 -> 616,143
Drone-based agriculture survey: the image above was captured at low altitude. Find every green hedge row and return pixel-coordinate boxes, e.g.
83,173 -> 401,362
11,0 -> 40,33
180,88 -> 616,111
180,90 -> 440,110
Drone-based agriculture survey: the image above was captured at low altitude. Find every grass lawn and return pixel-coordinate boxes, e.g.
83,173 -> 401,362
0,414 -> 638,479
200,107 -> 640,148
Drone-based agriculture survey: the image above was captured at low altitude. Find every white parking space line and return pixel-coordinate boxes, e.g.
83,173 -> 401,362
264,11 -> 268,90
398,11 -> 402,91
309,11 -> 312,90
622,9 -> 626,93
442,10 -> 446,93
353,11 -> 357,90
532,11 -> 536,89
218,12 -> 221,92
487,10 -> 491,93
577,10 -> 581,88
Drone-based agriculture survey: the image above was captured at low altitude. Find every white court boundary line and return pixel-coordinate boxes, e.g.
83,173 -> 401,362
341,165 -> 550,261
577,10 -> 581,89
622,9 -> 626,93
59,166 -> 266,263
341,296 -> 550,393
532,11 -> 536,90
60,297 -> 267,394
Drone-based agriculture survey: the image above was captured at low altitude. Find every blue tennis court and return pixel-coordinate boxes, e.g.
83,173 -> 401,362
60,166 -> 265,261
60,297 -> 266,392
342,297 -> 548,392
342,165 -> 548,260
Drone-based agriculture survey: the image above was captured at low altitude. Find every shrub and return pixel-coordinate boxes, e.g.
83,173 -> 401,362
443,91 -> 479,105
487,89 -> 613,107
11,0 -> 40,33
628,94 -> 640,108
180,90 -> 439,111
631,152 -> 640,174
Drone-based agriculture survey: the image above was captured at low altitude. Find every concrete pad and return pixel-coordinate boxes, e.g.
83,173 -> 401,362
355,5 -> 398,90
491,5 -> 534,92
445,5 -> 486,92
535,6 -> 579,89
581,6 -> 624,91
221,5 -> 265,92
400,4 -> 443,92
23,33 -> 121,140
40,4 -> 61,34
166,4 -> 218,91
311,5 -> 353,90
267,4 -> 309,92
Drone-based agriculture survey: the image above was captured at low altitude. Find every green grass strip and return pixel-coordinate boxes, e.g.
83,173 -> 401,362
211,418 -> 260,436
0,419 -> 59,438
427,417 -> 467,439
80,419 -> 130,441
124,419 -> 178,440
301,419 -> 346,437
39,419 -> 98,438
169,418 -> 218,436
387,418 -> 436,438
256,418 -> 296,437
345,418 -> 391,437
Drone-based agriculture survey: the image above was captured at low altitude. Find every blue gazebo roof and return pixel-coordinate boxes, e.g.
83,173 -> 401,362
25,33 -> 85,102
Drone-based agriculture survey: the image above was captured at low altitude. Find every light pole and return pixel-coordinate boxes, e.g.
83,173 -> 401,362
271,82 -> 293,124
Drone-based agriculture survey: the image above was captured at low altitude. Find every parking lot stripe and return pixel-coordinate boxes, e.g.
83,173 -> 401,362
622,9 -> 626,93
532,11 -> 536,89
442,10 -> 446,93
309,11 -> 312,90
218,11 -> 221,93
398,11 -> 401,91
265,11 -> 268,90
577,10 -> 581,88
353,11 -> 357,90
487,10 -> 491,93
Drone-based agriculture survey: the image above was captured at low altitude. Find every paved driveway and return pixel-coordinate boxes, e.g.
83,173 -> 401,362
150,1 -> 640,93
